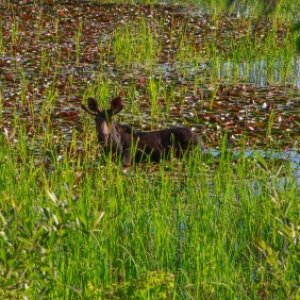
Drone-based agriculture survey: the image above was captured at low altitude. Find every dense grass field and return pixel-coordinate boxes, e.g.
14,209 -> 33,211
1,0 -> 300,299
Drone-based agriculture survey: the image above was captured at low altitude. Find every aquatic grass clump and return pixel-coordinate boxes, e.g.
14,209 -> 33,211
113,19 -> 161,67
173,13 -> 296,84
75,21 -> 83,66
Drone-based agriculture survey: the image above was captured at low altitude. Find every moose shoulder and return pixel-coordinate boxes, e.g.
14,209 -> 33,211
82,97 -> 201,166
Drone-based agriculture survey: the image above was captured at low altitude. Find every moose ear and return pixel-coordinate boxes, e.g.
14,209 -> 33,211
87,98 -> 99,113
110,96 -> 123,115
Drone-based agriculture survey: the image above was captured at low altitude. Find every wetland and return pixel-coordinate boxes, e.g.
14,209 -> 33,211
0,1 -> 300,299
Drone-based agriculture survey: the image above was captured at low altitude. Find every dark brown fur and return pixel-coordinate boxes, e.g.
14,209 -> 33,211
82,97 -> 201,166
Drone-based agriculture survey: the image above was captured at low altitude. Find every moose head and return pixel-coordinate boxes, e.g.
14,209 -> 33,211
81,97 -> 123,146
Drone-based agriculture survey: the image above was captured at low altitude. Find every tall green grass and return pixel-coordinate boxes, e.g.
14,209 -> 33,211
1,135 -> 299,299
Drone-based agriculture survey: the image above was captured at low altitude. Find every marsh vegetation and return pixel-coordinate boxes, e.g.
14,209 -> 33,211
0,0 -> 300,298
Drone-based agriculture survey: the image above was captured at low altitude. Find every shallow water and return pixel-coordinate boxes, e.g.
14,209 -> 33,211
221,59 -> 300,89
206,148 -> 300,184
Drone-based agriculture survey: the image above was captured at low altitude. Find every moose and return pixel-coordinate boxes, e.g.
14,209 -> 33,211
82,96 -> 201,166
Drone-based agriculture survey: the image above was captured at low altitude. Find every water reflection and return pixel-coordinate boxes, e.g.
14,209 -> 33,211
221,59 -> 300,88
